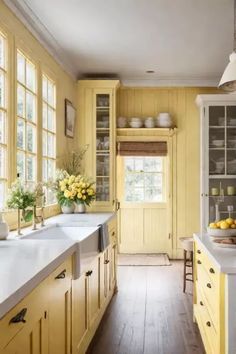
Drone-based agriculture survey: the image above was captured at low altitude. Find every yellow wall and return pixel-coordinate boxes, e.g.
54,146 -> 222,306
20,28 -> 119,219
0,1 -> 78,228
118,87 -> 219,256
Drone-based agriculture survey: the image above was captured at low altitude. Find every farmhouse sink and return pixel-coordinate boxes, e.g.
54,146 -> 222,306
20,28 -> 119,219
22,225 -> 100,279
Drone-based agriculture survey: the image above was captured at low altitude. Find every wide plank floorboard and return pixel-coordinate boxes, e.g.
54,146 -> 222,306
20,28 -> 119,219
87,261 -> 205,354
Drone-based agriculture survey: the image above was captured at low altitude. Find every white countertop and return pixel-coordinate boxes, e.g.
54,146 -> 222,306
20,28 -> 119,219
194,233 -> 236,274
0,212 -> 115,319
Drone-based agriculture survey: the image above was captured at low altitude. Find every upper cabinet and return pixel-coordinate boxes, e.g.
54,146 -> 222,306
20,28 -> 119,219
196,94 -> 236,232
77,80 -> 120,211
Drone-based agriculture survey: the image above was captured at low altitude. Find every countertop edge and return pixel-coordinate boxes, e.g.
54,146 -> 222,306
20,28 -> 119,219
0,243 -> 77,319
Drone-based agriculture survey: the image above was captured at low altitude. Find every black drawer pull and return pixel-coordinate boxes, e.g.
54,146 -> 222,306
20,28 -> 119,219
55,269 -> 66,279
197,260 -> 202,264
209,268 -> 215,274
104,260 -> 110,264
9,308 -> 27,324
200,301 -> 204,306
86,270 -> 93,276
207,283 -> 212,289
197,250 -> 201,254
206,321 -> 211,327
112,231 -> 115,236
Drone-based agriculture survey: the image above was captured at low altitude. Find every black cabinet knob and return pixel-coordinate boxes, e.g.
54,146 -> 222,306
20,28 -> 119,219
200,301 -> 204,306
207,283 -> 212,289
206,321 -> 211,327
209,268 -> 215,274
55,269 -> 66,279
197,260 -> 202,264
197,250 -> 201,254
9,308 -> 27,324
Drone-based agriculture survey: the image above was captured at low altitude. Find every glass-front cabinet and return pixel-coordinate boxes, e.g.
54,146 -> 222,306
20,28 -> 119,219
78,80 -> 120,211
196,94 -> 236,232
95,92 -> 111,203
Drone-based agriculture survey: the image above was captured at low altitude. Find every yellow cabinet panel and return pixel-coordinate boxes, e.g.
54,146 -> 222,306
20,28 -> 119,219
72,273 -> 88,354
48,258 -> 72,354
1,316 -> 48,354
88,257 -> 100,326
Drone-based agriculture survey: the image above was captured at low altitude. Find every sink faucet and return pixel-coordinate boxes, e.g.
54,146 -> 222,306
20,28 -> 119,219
32,206 -> 45,230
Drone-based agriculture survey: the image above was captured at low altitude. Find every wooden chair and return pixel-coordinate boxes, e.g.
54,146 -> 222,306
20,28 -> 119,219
179,237 -> 194,293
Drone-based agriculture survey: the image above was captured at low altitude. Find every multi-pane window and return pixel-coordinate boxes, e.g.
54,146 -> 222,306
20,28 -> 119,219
16,50 -> 37,189
124,157 -> 166,202
42,74 -> 56,204
0,32 -> 7,208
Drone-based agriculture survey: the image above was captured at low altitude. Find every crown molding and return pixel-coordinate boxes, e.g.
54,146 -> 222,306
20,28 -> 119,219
121,76 -> 219,87
3,0 -> 77,80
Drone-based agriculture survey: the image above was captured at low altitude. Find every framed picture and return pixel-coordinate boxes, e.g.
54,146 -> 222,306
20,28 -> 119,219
65,99 -> 76,138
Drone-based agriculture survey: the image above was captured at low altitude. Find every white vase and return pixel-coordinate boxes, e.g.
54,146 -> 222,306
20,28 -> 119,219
76,203 -> 86,214
61,204 -> 75,214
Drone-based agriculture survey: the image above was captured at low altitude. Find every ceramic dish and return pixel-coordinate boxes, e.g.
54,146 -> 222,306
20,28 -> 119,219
129,121 -> 143,128
207,227 -> 236,237
212,140 -> 224,147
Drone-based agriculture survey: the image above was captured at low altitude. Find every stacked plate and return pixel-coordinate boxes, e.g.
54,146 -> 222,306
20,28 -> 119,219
155,113 -> 172,128
129,117 -> 143,128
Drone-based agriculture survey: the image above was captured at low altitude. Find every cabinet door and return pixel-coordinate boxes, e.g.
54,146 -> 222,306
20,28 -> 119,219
48,258 -> 72,354
94,89 -> 115,210
99,251 -> 106,308
110,244 -> 117,292
72,273 -> 88,353
2,313 -> 48,354
88,257 -> 100,326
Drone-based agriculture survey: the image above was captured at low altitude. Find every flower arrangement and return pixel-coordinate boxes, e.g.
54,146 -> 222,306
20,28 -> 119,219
7,179 -> 36,222
53,170 -> 96,208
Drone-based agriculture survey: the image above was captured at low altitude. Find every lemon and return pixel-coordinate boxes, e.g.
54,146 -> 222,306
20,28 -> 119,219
231,224 -> 236,229
226,218 -> 234,225
220,221 -> 230,229
209,222 -> 217,229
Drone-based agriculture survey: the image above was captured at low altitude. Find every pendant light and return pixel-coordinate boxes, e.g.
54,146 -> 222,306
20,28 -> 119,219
218,0 -> 236,91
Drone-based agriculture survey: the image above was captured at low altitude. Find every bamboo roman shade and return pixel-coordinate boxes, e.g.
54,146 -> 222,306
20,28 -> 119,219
117,141 -> 167,156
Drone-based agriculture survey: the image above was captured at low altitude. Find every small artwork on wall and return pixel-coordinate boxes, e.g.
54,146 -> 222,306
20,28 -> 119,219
65,99 -> 76,138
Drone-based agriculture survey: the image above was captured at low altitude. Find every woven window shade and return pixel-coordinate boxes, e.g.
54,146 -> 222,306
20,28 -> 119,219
117,141 -> 167,156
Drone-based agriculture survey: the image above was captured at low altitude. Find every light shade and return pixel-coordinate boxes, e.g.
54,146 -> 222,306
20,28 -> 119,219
219,52 -> 236,91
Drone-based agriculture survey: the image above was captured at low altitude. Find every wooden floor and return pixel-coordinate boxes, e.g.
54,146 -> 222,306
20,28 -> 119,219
87,261 -> 205,354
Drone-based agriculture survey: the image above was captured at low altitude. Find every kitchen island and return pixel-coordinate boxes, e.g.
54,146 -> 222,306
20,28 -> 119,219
194,233 -> 236,354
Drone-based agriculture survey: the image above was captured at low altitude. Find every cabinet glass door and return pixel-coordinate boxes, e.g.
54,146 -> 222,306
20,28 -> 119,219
95,94 -> 110,202
208,105 -> 236,223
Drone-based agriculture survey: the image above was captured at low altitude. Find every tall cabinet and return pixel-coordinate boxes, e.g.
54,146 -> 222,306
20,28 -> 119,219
77,80 -> 120,211
196,94 -> 236,232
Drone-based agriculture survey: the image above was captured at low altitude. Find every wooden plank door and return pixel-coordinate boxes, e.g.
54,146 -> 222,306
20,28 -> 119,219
117,153 -> 173,256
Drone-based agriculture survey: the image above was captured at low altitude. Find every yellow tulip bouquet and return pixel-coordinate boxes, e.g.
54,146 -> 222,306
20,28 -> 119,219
55,170 -> 96,207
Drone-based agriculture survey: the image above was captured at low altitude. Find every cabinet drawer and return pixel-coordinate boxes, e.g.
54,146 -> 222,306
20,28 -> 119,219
196,285 -> 219,354
0,280 -> 48,350
195,242 -> 219,288
49,257 -> 72,288
196,260 -> 219,327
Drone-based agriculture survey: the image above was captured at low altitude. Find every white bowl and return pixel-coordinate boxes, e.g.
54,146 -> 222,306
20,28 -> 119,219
130,117 -> 141,122
207,227 -> 236,237
212,139 -> 224,147
129,121 -> 143,128
156,113 -> 172,128
117,117 -> 127,128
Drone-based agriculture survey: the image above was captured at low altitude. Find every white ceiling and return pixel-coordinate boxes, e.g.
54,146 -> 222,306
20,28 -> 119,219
5,0 -> 234,86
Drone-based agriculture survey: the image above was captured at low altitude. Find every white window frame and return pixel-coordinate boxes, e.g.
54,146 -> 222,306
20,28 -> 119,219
0,31 -> 7,208
16,49 -> 37,187
124,156 -> 167,203
42,73 -> 56,204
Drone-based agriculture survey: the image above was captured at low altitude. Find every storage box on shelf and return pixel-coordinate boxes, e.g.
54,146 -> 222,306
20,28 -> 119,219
196,94 -> 236,233
194,240 -> 225,354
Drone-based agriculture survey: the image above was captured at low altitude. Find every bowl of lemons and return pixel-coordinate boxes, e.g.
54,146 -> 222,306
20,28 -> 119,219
207,218 -> 236,237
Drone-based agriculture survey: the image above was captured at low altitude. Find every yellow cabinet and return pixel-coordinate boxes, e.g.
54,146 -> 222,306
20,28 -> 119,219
0,256 -> 73,354
0,280 -> 48,354
48,258 -> 72,354
72,273 -> 88,354
77,80 -> 120,211
88,257 -> 100,326
194,240 -> 225,354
